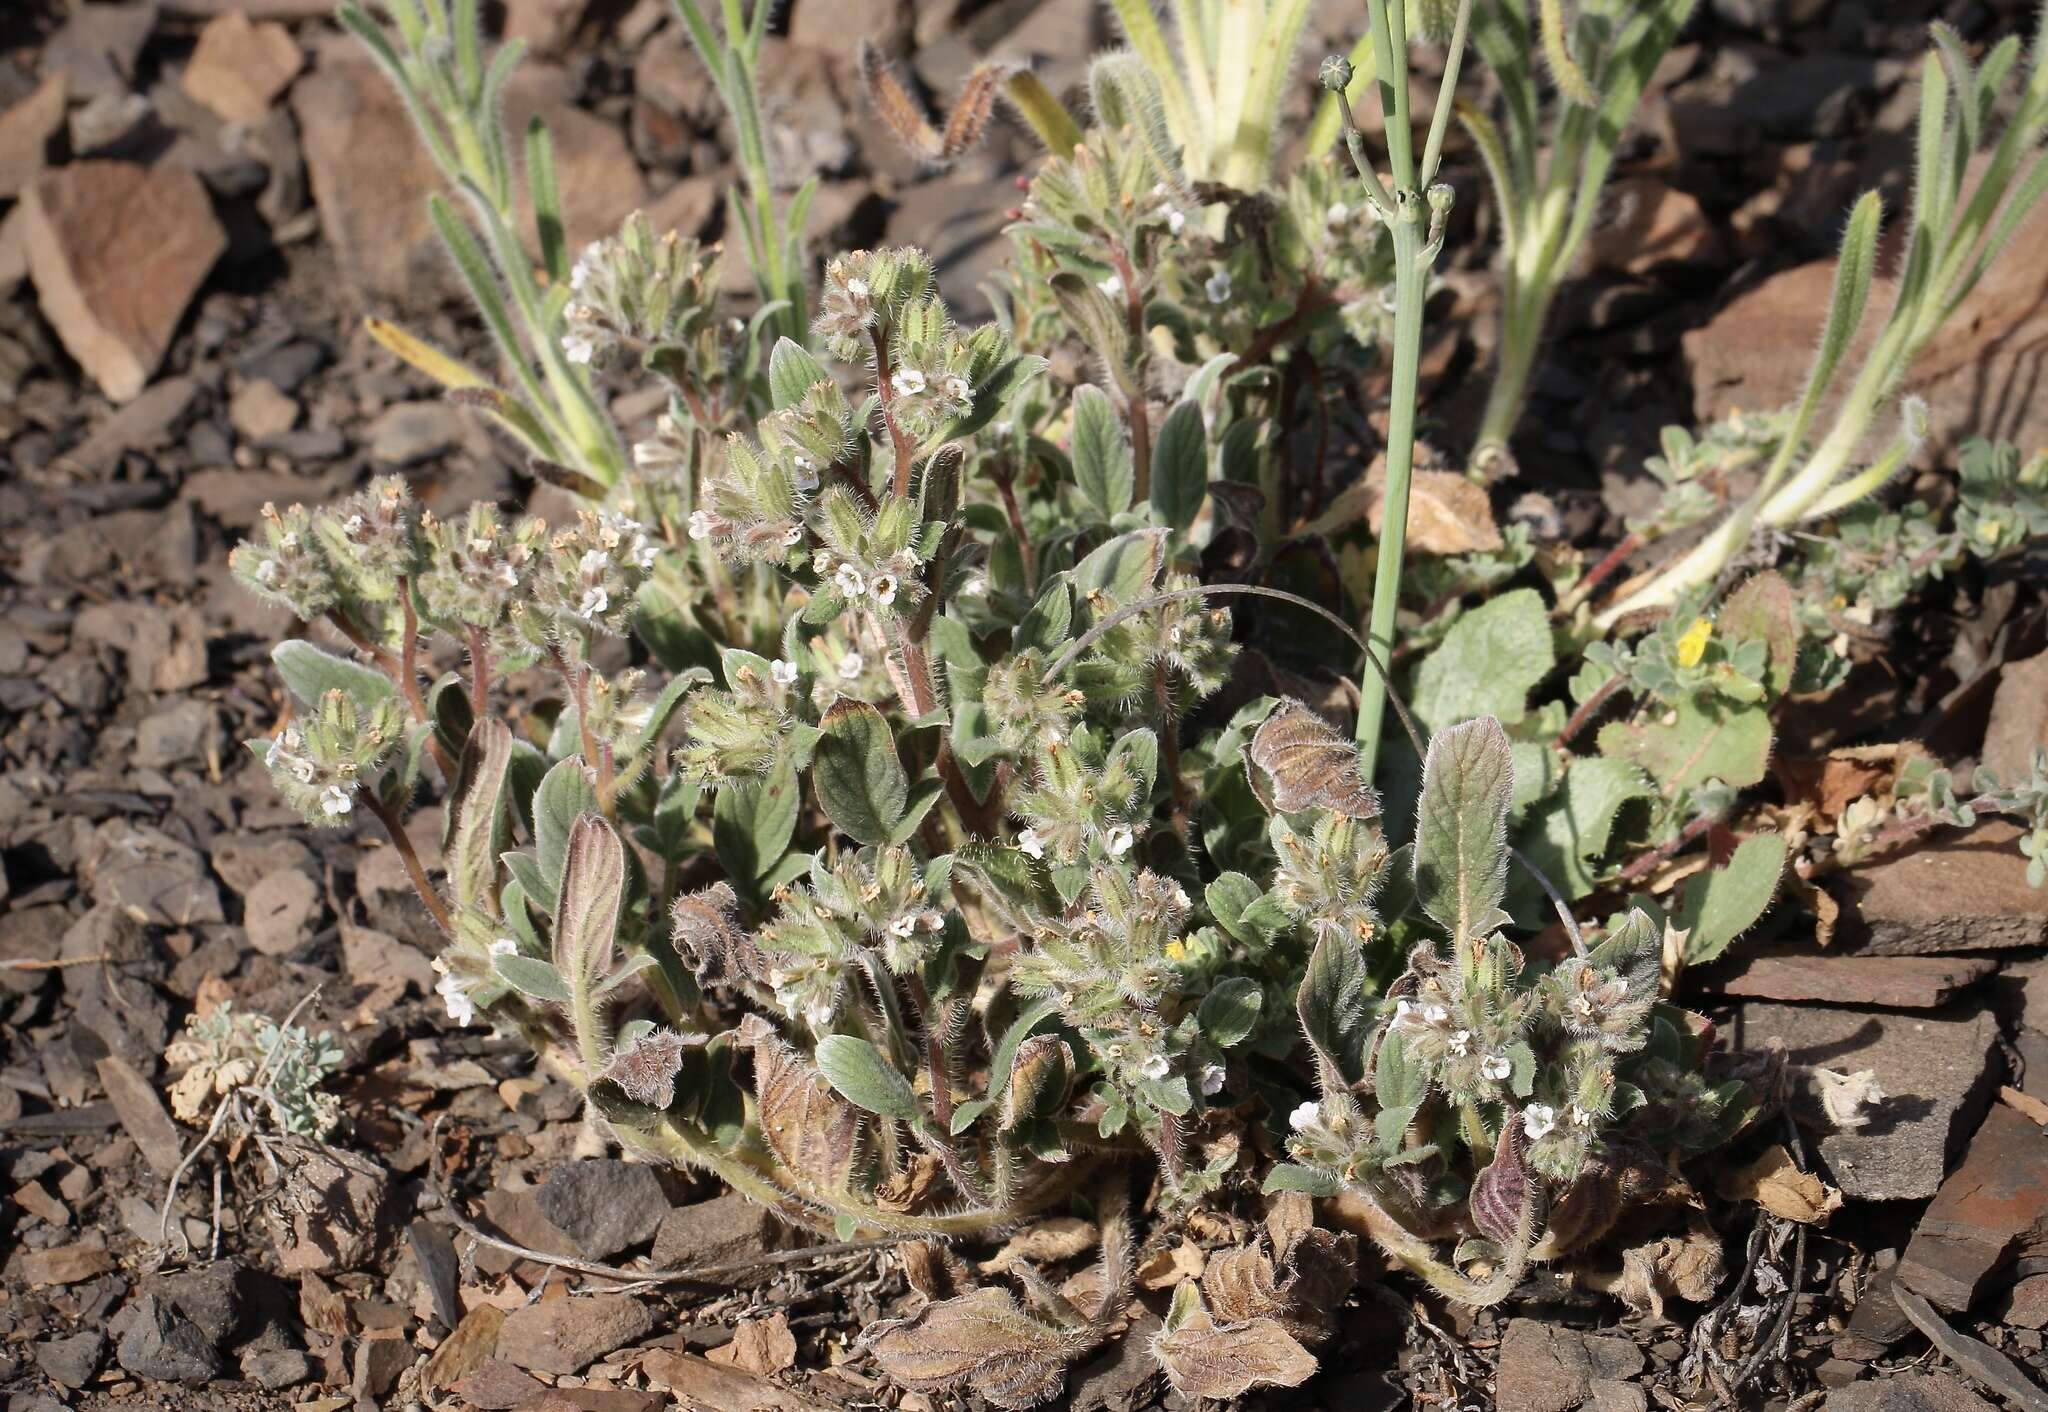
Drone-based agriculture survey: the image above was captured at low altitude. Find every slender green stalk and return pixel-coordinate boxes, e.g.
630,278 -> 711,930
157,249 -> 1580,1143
1325,1 -> 1473,776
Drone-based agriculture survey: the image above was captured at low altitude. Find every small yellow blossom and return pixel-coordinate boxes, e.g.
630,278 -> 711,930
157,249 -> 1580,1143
1676,617 -> 1713,668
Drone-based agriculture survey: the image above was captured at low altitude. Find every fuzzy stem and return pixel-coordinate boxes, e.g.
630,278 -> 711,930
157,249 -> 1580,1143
870,326 -> 919,502
362,789 -> 454,937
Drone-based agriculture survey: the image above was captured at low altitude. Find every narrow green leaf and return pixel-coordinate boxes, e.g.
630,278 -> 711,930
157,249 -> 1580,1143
533,759 -> 600,898
1070,384 -> 1134,521
1297,932 -> 1371,1090
553,813 -> 625,996
1149,399 -> 1207,531
272,640 -> 397,713
525,116 -> 566,281
768,337 -> 826,410
1414,717 -> 1517,942
494,953 -> 571,1003
712,761 -> 800,884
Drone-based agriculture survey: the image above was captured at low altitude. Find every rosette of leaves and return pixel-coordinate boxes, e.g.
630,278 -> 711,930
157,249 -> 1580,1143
1271,715 -> 1755,1306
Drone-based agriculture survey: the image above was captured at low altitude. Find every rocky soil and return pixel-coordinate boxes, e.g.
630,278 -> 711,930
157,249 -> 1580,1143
4,0 -> 2048,1409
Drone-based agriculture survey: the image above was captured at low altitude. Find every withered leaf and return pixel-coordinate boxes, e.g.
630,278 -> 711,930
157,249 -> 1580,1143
1203,1223 -> 1358,1345
1369,467 -> 1505,555
1468,1118 -> 1531,1247
1532,1155 -> 1624,1260
863,1287 -> 1079,1411
554,813 -> 625,995
857,42 -> 1003,169
1718,1145 -> 1842,1225
600,1027 -> 690,1110
1151,1312 -> 1318,1399
742,1018 -> 868,1199
671,881 -> 761,986
900,1240 -> 973,1301
980,1217 -> 1099,1274
1248,700 -> 1381,818
1587,1217 -> 1725,1321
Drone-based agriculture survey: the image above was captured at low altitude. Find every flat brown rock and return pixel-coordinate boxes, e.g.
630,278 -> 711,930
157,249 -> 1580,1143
1898,1103 -> 2048,1311
1983,650 -> 2048,785
495,1293 -> 653,1375
1831,822 -> 2048,954
22,161 -> 226,403
1736,1002 -> 2001,1200
1714,952 -> 1995,1008
181,10 -> 303,127
0,74 -> 68,199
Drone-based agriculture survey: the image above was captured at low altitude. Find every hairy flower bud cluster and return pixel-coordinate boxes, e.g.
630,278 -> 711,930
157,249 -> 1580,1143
261,687 -> 407,826
1009,731 -> 1152,869
414,503 -> 547,638
519,509 -> 661,640
1268,811 -> 1389,947
813,248 -> 935,362
560,212 -> 729,381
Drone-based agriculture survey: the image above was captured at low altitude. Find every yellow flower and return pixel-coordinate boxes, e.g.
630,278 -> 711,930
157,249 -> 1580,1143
1163,940 -> 1188,962
1676,617 -> 1713,668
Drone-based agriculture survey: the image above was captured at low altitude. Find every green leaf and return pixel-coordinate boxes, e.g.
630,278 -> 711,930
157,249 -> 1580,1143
888,778 -> 947,846
814,1035 -> 919,1120
1375,1029 -> 1427,1109
1262,1163 -> 1340,1197
1598,697 -> 1773,793
553,813 -> 625,996
1015,583 -> 1072,656
1198,977 -> 1263,1048
1049,274 -> 1131,390
1073,527 -> 1167,606
1205,873 -> 1267,942
1411,589 -> 1555,732
1150,399 -> 1207,531
983,996 -> 1060,1107
812,698 -> 909,845
1677,833 -> 1787,966
1519,756 -> 1655,900
1139,1075 -> 1193,1116
272,640 -> 398,713
1297,932 -> 1372,1090
1414,717 -> 1516,942
1784,189 -> 1883,458
1071,384 -> 1134,521
533,759 -> 600,899
713,761 -> 800,884
768,336 -> 827,409
494,953 -> 571,1003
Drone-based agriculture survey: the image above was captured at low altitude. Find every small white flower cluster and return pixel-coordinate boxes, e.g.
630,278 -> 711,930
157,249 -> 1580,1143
265,726 -> 356,818
434,938 -> 516,1028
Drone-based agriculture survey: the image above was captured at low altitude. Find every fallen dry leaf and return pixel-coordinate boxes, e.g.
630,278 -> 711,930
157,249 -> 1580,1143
1135,1239 -> 1205,1290
1364,462 -> 1504,554
862,1287 -> 1083,1411
708,1311 -> 798,1376
1719,1145 -> 1842,1225
979,1217 -> 1098,1273
1150,1306 -> 1318,1399
1583,1217 -> 1724,1321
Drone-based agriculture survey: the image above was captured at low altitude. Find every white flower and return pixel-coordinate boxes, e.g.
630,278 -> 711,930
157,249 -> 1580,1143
837,651 -> 863,679
1448,1029 -> 1471,1056
494,563 -> 520,589
436,971 -> 477,1028
631,536 -> 660,570
561,327 -> 598,365
279,531 -> 299,550
1106,824 -> 1135,856
577,585 -> 610,619
1326,202 -> 1351,230
1171,886 -> 1191,910
780,525 -> 804,547
1204,269 -> 1233,304
891,367 -> 927,397
254,559 -> 279,586
1199,1063 -> 1226,1097
791,457 -> 820,492
1570,1104 -> 1594,1128
918,910 -> 944,932
1523,1104 -> 1557,1140
1422,1002 -> 1449,1025
570,244 -> 600,292
871,573 -> 898,606
846,276 -> 869,299
1017,827 -> 1045,859
688,510 -> 713,541
888,915 -> 918,939
1569,992 -> 1597,1020
1140,1054 -> 1172,1080
1098,273 -> 1124,298
289,757 -> 315,785
1479,1052 -> 1512,1082
342,515 -> 364,536
578,548 -> 609,577
1289,1100 -> 1321,1132
490,937 -> 518,956
1157,206 -> 1186,234
319,784 -> 354,817
834,564 -> 867,597
942,374 -> 971,401
771,658 -> 799,685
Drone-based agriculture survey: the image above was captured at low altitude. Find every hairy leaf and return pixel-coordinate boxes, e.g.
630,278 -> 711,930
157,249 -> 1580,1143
1151,1312 -> 1317,1399
1297,932 -> 1372,1090
553,813 -> 625,997
813,698 -> 910,845
600,1027 -> 689,1109
1197,977 -> 1263,1048
273,640 -> 398,713
1415,717 -> 1516,941
864,1287 -> 1080,1411
713,761 -> 801,884
1150,399 -> 1208,531
447,719 -> 514,914
1248,701 -> 1381,818
1676,833 -> 1787,965
744,1019 -> 868,1198
1598,697 -> 1772,793
1717,572 -> 1798,696
533,759 -> 600,899
1412,589 -> 1555,731
815,1034 -> 920,1121
1071,384 -> 1134,522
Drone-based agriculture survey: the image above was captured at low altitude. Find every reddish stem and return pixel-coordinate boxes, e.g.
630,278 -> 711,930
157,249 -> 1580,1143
363,789 -> 453,936
869,326 -> 919,502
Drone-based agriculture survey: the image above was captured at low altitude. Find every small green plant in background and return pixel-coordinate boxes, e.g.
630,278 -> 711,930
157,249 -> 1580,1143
1462,0 -> 1701,460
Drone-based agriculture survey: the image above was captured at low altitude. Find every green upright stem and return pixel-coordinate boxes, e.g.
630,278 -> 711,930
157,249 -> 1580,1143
1358,215 -> 1426,769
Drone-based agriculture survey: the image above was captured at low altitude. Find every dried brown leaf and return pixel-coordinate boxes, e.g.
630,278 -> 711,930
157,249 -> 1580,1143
900,1240 -> 973,1301
599,1027 -> 690,1110
1135,1239 -> 1205,1290
1718,1145 -> 1842,1225
1151,1313 -> 1318,1399
742,1018 -> 868,1198
1355,462 -> 1504,554
980,1217 -> 1099,1273
1468,1117 -> 1531,1247
1248,701 -> 1380,819
1586,1217 -> 1724,1321
1203,1224 -> 1356,1345
863,1287 -> 1079,1411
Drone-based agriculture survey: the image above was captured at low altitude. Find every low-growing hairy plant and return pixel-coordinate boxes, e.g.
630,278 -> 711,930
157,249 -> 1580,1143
227,0 -> 2048,1398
